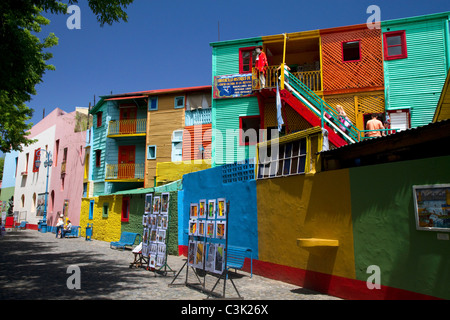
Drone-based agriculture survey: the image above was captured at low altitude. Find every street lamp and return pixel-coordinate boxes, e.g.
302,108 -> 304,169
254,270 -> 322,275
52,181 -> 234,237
35,149 -> 53,233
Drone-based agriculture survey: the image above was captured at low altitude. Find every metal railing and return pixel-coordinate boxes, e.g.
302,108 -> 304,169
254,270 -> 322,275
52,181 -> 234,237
252,66 -> 322,92
185,108 -> 212,126
108,119 -> 147,136
105,163 -> 145,180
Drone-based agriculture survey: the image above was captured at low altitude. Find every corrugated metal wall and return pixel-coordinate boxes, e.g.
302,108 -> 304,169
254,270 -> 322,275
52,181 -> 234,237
383,17 -> 449,127
182,124 -> 212,161
211,38 -> 262,166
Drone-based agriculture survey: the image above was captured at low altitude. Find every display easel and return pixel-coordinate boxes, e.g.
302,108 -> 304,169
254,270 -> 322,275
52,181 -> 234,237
169,200 -> 242,299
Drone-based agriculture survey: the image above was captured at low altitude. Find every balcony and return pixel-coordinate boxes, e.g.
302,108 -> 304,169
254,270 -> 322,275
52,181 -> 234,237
107,119 -> 147,137
185,108 -> 212,126
252,66 -> 322,92
105,163 -> 145,182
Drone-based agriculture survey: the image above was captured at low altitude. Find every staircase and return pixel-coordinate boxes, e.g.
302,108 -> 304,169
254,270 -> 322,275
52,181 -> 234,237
278,69 -> 363,147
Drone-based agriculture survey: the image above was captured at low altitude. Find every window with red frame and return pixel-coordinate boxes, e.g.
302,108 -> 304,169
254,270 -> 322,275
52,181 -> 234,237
239,115 -> 261,146
97,111 -> 103,127
239,47 -> 257,74
342,40 -> 361,62
121,197 -> 130,222
95,150 -> 101,167
384,31 -> 407,60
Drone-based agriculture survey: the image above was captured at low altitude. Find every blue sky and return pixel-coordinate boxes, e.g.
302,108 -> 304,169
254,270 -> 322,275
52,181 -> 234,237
29,0 -> 450,126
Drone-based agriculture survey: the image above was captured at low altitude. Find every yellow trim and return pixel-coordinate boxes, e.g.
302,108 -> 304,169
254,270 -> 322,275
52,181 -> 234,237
319,35 -> 324,93
105,179 -> 144,183
297,238 -> 340,247
107,133 -> 146,138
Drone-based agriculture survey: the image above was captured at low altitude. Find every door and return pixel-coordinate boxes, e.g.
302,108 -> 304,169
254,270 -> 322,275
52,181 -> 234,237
118,145 -> 136,179
119,107 -> 137,134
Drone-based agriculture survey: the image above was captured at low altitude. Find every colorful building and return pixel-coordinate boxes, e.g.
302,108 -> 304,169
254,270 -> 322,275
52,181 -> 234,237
3,108 -> 88,229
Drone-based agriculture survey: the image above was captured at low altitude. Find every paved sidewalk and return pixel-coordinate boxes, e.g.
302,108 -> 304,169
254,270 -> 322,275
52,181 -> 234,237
0,229 -> 341,300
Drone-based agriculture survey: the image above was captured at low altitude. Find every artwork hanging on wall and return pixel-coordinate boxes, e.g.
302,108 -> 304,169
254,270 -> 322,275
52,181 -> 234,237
149,254 -> 156,268
208,199 -> 216,219
145,194 -> 153,214
188,240 -> 196,266
206,221 -> 215,238
195,242 -> 205,269
199,199 -> 206,218
217,198 -> 226,219
142,214 -> 149,227
161,193 -> 170,214
189,220 -> 198,236
198,220 -> 205,237
214,243 -> 225,274
413,184 -> 450,232
205,243 -> 216,273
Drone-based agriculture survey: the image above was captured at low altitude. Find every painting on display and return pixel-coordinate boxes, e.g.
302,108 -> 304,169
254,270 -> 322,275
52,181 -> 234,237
199,199 -> 206,219
195,242 -> 205,269
190,203 -> 198,219
206,221 -> 215,238
153,196 -> 161,214
36,193 -> 46,217
149,254 -> 156,268
198,220 -> 205,237
145,194 -> 153,214
216,221 -> 226,239
208,199 -> 216,219
189,220 -> 198,236
413,184 -> 450,232
188,240 -> 196,266
217,198 -> 226,219
161,193 -> 170,214
205,243 -> 216,273
214,243 -> 225,274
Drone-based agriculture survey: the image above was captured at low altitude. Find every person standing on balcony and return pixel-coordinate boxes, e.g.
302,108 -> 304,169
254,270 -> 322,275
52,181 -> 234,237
255,46 -> 268,89
366,114 -> 385,138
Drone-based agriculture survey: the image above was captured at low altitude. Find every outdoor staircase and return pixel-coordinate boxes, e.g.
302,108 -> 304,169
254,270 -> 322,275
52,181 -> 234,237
277,69 -> 363,147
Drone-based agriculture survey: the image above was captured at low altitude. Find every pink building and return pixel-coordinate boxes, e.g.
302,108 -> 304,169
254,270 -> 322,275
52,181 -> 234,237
13,108 -> 88,230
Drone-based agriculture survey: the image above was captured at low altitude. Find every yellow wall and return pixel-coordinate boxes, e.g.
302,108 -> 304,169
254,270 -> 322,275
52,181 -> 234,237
156,160 -> 211,185
256,169 -> 355,279
79,195 -> 123,242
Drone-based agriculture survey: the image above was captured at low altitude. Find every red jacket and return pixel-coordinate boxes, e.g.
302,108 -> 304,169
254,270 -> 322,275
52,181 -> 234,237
256,52 -> 268,74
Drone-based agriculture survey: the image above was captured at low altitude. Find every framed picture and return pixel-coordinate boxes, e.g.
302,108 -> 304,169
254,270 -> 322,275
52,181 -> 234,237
217,198 -> 226,219
198,220 -> 205,237
156,254 -> 165,267
216,221 -> 226,239
150,214 -> 157,228
150,242 -> 158,254
149,254 -> 156,268
189,219 -> 198,236
413,184 -> 450,232
205,243 -> 216,273
36,193 -> 46,217
142,243 -> 149,257
190,203 -> 198,219
206,221 -> 215,238
142,227 -> 149,244
214,244 -> 225,274
188,240 -> 196,266
199,199 -> 206,218
157,243 -> 166,255
161,214 -> 168,229
208,199 -> 216,219
195,242 -> 205,269
150,229 -> 158,242
153,196 -> 161,214
142,214 -> 149,227
157,228 -> 166,244
161,193 -> 170,214
145,193 -> 153,214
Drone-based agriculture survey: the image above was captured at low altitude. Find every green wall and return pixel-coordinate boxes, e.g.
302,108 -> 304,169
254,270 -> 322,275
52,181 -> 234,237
350,155 -> 450,300
382,13 -> 450,127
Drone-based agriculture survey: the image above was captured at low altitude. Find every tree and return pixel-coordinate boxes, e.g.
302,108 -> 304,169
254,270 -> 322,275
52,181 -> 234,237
0,0 -> 134,153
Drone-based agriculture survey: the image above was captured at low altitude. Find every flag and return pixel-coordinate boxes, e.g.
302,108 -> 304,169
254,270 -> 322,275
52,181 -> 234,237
276,81 -> 284,132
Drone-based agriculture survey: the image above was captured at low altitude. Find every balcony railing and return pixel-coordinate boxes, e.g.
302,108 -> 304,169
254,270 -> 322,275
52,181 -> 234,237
108,119 -> 147,137
185,108 -> 212,126
105,163 -> 145,181
252,66 -> 322,92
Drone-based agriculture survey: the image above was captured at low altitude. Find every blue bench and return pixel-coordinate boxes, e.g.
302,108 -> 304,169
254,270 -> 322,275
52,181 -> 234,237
226,246 -> 253,278
110,232 -> 141,250
14,221 -> 28,230
62,226 -> 81,238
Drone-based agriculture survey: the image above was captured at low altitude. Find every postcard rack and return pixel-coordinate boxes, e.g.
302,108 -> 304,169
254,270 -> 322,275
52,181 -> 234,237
169,199 -> 242,299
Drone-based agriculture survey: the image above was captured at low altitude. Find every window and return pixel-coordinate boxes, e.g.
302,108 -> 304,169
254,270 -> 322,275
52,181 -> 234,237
97,111 -> 103,127
257,139 -> 307,179
172,130 -> 183,162
89,200 -> 95,220
174,96 -> 185,109
147,145 -> 157,160
95,150 -> 101,167
22,153 -> 29,175
121,197 -> 130,222
239,116 -> 260,146
32,148 -> 41,172
15,157 -> 18,177
148,97 -> 158,111
102,202 -> 109,218
342,40 -> 361,62
239,47 -> 258,74
388,109 -> 410,132
383,30 -> 407,60
54,139 -> 59,167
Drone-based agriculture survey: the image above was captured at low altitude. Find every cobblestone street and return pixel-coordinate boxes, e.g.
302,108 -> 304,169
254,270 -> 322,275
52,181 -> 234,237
0,229 -> 341,302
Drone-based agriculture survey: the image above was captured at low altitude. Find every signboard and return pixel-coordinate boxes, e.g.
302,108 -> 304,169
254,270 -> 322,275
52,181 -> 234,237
413,184 -> 450,232
213,74 -> 253,99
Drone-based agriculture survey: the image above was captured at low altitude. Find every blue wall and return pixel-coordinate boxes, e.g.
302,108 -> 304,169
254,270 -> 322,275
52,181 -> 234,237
180,165 -> 258,258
